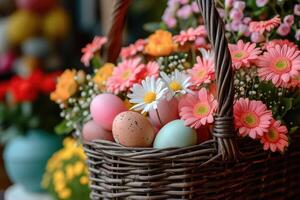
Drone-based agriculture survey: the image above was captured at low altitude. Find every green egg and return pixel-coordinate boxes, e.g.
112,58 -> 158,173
153,120 -> 197,149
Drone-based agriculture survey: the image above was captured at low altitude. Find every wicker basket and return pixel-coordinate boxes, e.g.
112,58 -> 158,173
84,0 -> 300,199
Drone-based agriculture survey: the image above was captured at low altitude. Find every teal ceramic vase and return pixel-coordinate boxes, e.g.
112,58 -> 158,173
3,130 -> 62,192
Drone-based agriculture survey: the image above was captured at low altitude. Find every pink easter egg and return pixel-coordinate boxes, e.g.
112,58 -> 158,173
0,51 -> 15,74
149,98 -> 179,128
90,93 -> 127,131
82,120 -> 114,142
16,0 -> 57,13
112,111 -> 155,147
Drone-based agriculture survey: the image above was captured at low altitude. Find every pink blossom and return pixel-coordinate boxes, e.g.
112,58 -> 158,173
243,17 -> 252,25
233,1 -> 246,11
251,32 -> 265,43
294,4 -> 300,16
120,39 -> 147,60
284,15 -> 294,26
194,37 -> 207,48
277,23 -> 291,36
256,0 -> 268,7
230,9 -> 243,21
179,0 -> 189,4
177,5 -> 193,19
81,36 -> 107,67
231,20 -> 242,32
191,1 -> 200,13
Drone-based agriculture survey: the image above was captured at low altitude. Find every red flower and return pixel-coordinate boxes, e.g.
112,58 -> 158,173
40,71 -> 61,93
10,76 -> 38,103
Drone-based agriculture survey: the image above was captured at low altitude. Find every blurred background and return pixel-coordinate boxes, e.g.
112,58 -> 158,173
0,0 -> 167,198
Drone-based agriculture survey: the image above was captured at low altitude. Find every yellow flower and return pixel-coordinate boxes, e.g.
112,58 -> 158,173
58,188 -> 71,199
50,69 -> 78,103
80,176 -> 89,185
54,170 -> 65,182
144,30 -> 175,57
74,161 -> 84,175
66,165 -> 75,180
54,180 -> 65,192
93,63 -> 114,90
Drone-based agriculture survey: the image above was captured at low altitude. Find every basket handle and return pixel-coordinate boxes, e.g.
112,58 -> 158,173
107,0 -> 238,161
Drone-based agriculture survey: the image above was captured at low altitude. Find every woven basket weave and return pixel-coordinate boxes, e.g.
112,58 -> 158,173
84,0 -> 300,199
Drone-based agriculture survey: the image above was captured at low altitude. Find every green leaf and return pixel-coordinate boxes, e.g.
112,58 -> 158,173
54,120 -> 73,135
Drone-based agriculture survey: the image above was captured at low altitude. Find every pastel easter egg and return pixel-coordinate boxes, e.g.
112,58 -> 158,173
82,120 -> 114,142
112,111 -> 155,147
149,98 -> 179,128
90,94 -> 127,131
153,120 -> 197,149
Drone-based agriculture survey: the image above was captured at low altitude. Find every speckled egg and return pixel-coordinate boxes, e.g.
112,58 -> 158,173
153,120 -> 197,149
112,111 -> 155,147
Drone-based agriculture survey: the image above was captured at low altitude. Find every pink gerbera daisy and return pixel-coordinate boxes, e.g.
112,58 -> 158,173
256,44 -> 300,87
107,58 -> 144,94
187,56 -> 215,86
179,88 -> 217,129
81,36 -> 107,67
137,61 -> 160,80
234,98 -> 273,139
173,25 -> 207,46
264,39 -> 298,50
120,39 -> 147,60
260,119 -> 289,152
229,40 -> 261,70
249,15 -> 281,34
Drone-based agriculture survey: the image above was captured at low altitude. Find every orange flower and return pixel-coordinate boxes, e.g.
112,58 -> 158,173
50,69 -> 78,102
93,63 -> 114,91
144,30 -> 175,57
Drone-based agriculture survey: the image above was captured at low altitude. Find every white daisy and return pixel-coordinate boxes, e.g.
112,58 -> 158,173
160,69 -> 193,100
199,48 -> 214,61
128,76 -> 168,113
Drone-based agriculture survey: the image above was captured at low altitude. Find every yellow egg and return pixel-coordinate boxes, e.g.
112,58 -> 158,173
43,8 -> 70,41
7,10 -> 40,45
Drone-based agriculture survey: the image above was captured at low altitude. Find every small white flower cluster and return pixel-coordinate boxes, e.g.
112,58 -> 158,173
128,70 -> 193,114
157,53 -> 188,74
60,75 -> 99,130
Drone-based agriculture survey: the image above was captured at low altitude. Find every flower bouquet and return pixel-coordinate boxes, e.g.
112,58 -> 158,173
51,0 -> 300,198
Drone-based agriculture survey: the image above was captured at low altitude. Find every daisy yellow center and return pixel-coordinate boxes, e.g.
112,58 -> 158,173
232,50 -> 249,61
122,70 -> 131,79
241,112 -> 259,128
169,81 -> 182,91
193,103 -> 210,117
197,69 -> 206,79
266,128 -> 279,143
271,57 -> 291,74
144,91 -> 156,104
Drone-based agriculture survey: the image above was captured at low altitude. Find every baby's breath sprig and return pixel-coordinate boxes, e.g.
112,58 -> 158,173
157,53 -> 189,74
